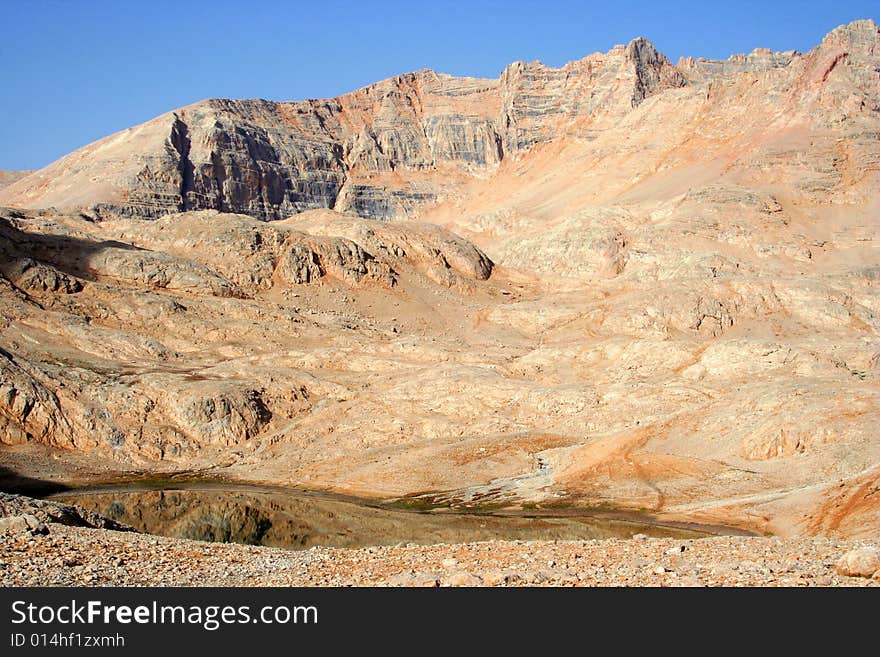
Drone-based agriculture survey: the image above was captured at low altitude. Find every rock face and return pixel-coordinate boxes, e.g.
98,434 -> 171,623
0,38 -> 684,222
498,38 -> 684,151
678,48 -> 800,82
0,20 -> 878,541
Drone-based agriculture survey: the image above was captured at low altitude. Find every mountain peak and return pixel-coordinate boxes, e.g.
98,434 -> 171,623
625,36 -> 687,107
820,17 -> 879,51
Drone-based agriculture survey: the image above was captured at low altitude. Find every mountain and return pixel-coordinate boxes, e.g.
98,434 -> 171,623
0,20 -> 878,539
2,21 -> 877,226
0,37 -> 686,220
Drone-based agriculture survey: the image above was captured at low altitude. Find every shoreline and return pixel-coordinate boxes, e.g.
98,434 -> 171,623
47,480 -> 754,540
0,444 -> 759,541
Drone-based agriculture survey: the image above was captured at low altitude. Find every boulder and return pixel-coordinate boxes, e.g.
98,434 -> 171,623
0,493 -> 131,531
0,513 -> 48,536
836,547 -> 880,578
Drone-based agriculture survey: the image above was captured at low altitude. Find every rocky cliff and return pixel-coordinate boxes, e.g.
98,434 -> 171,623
0,37 -> 684,221
5,22 -> 876,224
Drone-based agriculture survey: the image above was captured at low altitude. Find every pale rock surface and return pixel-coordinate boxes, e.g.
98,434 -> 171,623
835,547 -> 880,578
0,514 -> 46,535
445,571 -> 483,587
0,171 -> 32,191
0,493 -> 129,531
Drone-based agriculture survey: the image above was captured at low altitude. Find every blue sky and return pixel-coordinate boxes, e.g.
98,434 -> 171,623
0,1 -> 875,170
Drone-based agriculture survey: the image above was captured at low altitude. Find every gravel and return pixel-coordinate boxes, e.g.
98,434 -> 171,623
1,524 -> 878,587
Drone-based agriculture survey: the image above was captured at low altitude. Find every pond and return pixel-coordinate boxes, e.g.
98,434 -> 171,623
50,482 -> 739,550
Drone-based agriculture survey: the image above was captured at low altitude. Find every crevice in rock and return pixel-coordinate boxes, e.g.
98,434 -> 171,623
169,115 -> 195,212
329,143 -> 348,212
209,150 -> 228,213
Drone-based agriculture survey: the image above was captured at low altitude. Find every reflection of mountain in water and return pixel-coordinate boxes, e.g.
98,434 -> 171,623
56,487 -> 704,549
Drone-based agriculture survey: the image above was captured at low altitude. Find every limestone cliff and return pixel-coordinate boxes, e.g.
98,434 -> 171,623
0,37 -> 684,221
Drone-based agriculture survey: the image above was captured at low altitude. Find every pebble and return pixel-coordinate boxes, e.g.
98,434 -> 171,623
0,523 -> 876,588
445,571 -> 482,587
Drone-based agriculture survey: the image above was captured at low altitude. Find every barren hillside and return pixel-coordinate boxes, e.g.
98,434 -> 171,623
0,19 -> 877,539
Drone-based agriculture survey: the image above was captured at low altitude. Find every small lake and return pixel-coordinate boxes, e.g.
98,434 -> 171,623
48,482 -> 737,550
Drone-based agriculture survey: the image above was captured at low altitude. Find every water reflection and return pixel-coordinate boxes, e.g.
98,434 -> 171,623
54,485 -> 708,549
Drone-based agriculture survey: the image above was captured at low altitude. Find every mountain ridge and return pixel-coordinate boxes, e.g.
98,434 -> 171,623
0,24 -> 824,222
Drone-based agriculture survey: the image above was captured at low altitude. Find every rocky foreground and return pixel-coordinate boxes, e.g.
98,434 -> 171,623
1,514 -> 878,587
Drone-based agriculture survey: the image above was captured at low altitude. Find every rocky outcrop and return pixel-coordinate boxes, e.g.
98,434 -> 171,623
835,547 -> 880,578
0,206 -> 492,461
0,213 -> 241,298
626,38 -> 688,107
0,514 -> 48,536
0,350 -> 74,447
102,209 -> 491,292
309,236 -> 397,287
499,39 -> 684,150
0,493 -> 131,531
293,211 -> 494,287
677,48 -> 799,81
0,257 -> 82,294
169,384 -> 272,448
278,244 -> 323,284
